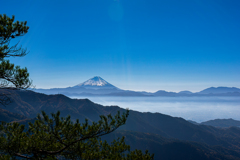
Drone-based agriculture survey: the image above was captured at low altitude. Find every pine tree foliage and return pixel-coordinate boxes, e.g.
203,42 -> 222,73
0,110 -> 154,159
0,14 -> 29,60
0,14 -> 31,106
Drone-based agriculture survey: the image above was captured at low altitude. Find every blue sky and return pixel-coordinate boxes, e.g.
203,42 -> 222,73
1,0 -> 240,92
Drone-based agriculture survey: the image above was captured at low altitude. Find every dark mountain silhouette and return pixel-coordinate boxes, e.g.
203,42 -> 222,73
189,119 -> 240,128
1,89 -> 240,159
103,130 -> 240,160
201,119 -> 240,128
1,110 -> 239,159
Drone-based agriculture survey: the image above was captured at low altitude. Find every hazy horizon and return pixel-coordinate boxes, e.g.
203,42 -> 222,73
34,75 -> 240,93
70,95 -> 240,122
1,0 -> 240,92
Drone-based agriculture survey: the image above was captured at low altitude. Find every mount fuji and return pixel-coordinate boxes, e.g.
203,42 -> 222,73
34,76 -> 122,95
73,76 -> 119,90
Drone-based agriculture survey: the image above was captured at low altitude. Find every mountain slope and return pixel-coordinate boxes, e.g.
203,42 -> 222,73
1,89 -> 240,159
1,89 -> 240,150
0,108 -> 27,122
10,117 -> 240,160
201,119 -> 240,128
103,130 -> 240,160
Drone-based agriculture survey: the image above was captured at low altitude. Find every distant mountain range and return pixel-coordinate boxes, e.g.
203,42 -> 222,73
1,89 -> 240,159
33,76 -> 240,97
189,119 -> 240,128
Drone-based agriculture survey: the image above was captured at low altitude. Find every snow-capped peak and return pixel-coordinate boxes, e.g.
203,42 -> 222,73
75,76 -> 114,87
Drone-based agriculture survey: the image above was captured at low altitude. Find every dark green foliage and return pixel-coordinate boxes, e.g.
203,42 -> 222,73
0,14 -> 31,106
0,110 -> 154,159
0,59 -> 31,89
0,14 -> 29,60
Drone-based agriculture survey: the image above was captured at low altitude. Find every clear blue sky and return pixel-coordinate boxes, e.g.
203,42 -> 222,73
1,0 -> 240,92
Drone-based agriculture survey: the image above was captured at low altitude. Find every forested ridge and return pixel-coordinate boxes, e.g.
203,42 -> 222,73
1,89 -> 240,159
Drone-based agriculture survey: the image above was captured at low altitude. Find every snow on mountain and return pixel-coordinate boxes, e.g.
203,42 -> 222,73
74,76 -> 118,89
